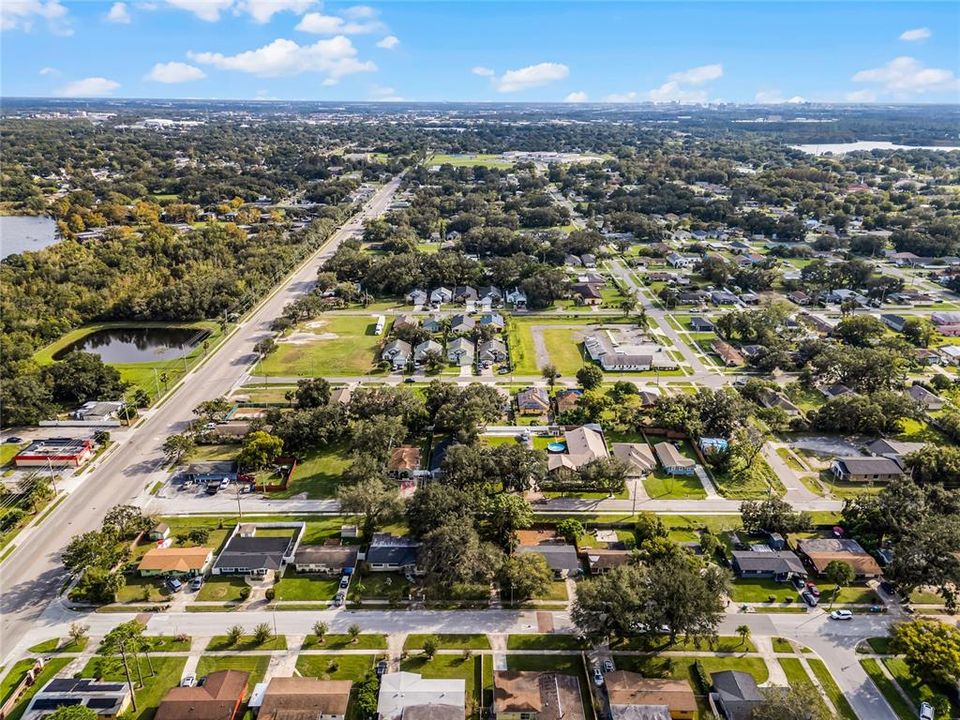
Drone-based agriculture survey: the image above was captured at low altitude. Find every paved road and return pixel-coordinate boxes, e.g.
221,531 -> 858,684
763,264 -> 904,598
0,177 -> 404,659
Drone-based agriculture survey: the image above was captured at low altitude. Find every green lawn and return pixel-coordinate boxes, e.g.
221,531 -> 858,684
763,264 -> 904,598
729,578 -> 799,603
808,658 -> 859,720
712,455 -> 785,499
115,575 -> 173,604
884,658 -> 959,717
506,634 -> 590,651
4,658 -> 74,719
0,444 -> 25,467
347,571 -> 412,601
196,577 -> 248,602
0,660 -> 37,706
295,654 -> 384,681
425,153 -> 513,169
866,636 -> 893,654
79,656 -> 186,720
610,635 -> 757,653
302,634 -> 388,650
643,471 -> 707,499
779,658 -> 832,718
206,635 -> 287,651
772,637 -> 794,653
188,444 -> 238,462
256,315 -> 382,377
27,636 -> 89,654
196,656 -> 269,698
540,328 -> 588,375
861,659 -> 916,720
400,654 -> 492,719
272,445 -> 352,499
832,584 -> 881,605
274,574 -> 340,601
404,634 -> 491,651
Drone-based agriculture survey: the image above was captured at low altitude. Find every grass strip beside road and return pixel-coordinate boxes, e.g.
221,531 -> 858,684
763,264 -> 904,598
807,658 -> 859,720
861,659 -> 915,720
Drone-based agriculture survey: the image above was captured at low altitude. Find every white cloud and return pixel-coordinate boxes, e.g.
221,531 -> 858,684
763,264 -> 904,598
189,36 -> 376,82
376,34 -> 399,49
238,0 -> 314,23
56,77 -> 120,97
369,84 -> 403,101
899,27 -> 931,42
1,0 -> 72,35
852,56 -> 960,97
147,61 -> 206,83
668,63 -> 723,85
342,5 -> 376,19
471,66 -> 495,77
754,89 -> 806,104
106,2 -> 131,23
38,66 -> 59,76
564,91 -> 588,103
846,89 -> 877,103
295,10 -> 383,34
165,0 -> 233,22
492,62 -> 569,93
604,91 -> 639,103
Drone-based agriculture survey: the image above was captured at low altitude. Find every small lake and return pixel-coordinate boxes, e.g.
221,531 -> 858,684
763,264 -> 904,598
54,327 -> 209,364
1,216 -> 60,259
792,141 -> 960,155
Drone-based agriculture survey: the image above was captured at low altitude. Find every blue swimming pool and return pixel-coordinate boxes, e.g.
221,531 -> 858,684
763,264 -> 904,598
547,442 -> 567,453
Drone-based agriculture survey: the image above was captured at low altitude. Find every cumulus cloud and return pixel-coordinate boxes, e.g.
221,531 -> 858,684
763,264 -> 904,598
165,0 -> 233,21
564,91 -> 588,103
369,84 -> 403,101
1,0 -> 72,35
471,66 -> 495,77
852,56 -> 959,97
188,36 -> 376,82
668,63 -> 723,85
39,66 -> 60,76
376,34 -> 399,49
165,0 -> 314,22
295,5 -> 384,34
146,61 -> 206,83
899,27 -> 931,42
754,89 -> 805,104
106,2 -> 131,23
490,62 -> 569,92
56,77 -> 120,97
604,91 -> 639,103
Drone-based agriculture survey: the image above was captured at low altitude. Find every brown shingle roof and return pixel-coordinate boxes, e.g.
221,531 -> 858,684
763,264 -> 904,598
156,670 -> 248,720
605,673 -> 697,715
258,678 -> 352,720
138,547 -> 212,574
387,447 -> 421,472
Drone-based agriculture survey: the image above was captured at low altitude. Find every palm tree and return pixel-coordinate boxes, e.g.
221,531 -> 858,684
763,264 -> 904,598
619,296 -> 638,318
736,624 -> 751,648
541,364 -> 559,386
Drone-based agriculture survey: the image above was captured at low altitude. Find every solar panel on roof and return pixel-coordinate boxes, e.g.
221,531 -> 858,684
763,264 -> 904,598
87,698 -> 120,709
45,679 -> 80,691
32,699 -> 82,710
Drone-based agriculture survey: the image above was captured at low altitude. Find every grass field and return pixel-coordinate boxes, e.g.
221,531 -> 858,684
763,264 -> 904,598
196,577 -> 248,602
295,654 -> 383,680
274,574 -> 340,601
79,656 -> 186,720
539,328 -> 588,375
1,660 -> 37,706
404,634 -> 490,651
712,455 -> 785,499
206,634 -> 287,651
861,659 -> 916,720
256,315 -> 382,377
643,471 -> 707,499
729,578 -> 799,603
425,153 -> 513,169
808,658 -> 859,720
302,634 -> 388,650
272,444 -> 351,498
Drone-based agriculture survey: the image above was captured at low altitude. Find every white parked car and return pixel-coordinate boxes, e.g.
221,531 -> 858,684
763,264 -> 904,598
919,701 -> 935,720
829,610 -> 853,621
592,667 -> 604,686
180,675 -> 196,687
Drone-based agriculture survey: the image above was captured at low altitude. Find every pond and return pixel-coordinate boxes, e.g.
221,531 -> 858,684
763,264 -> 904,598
53,327 -> 209,364
792,141 -> 960,155
1,216 -> 60,259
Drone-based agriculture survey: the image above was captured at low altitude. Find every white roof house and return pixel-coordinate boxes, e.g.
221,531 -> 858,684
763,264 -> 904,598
376,672 -> 465,720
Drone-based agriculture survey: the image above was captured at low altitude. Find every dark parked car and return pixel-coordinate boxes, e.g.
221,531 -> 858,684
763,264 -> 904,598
376,660 -> 388,677
5,437 -> 22,444
801,590 -> 818,607
165,578 -> 183,593
880,580 -> 896,595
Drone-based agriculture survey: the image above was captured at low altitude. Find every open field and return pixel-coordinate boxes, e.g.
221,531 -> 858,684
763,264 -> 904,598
425,153 -> 513,169
256,315 -> 382,377
271,444 -> 352,498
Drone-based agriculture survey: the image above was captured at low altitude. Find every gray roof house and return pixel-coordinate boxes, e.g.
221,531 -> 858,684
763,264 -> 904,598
478,338 -> 508,362
421,315 -> 443,333
213,530 -> 302,577
477,286 -> 503,302
453,285 -> 478,303
381,339 -> 412,371
711,671 -> 762,720
731,550 -> 806,581
405,289 -> 427,306
905,384 -> 944,410
447,337 -> 475,366
430,287 -> 453,305
413,339 -> 443,364
516,542 -> 581,578
450,314 -> 476,335
689,317 -> 715,332
479,312 -> 505,330
366,533 -> 419,573
865,438 -> 925,460
831,456 -> 905,483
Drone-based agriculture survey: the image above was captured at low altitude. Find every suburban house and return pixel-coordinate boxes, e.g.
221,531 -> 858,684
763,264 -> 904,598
392,314 -> 419,332
758,388 -> 801,417
155,671 -> 248,720
212,523 -> 304,578
446,337 -> 475,366
182,462 -> 237,484
413,339 -> 442,365
329,387 -> 352,405
547,425 -> 609,472
506,288 -> 528,309
786,290 -> 811,306
817,384 -> 853,400
731,550 -> 806,582
709,671 -> 763,720
376,672 -> 465,720
605,673 -> 697,720
653,442 -> 696,476
429,287 -> 453,306
517,387 -> 550,415
666,252 -> 696,269
493,671 -> 586,720
516,541 -> 581,579
905,384 -> 944,410
71,400 -> 126,423
796,538 -> 882,578
450,314 -> 476,335
689,317 -> 715,332
880,314 -> 907,332
405,289 -> 427,306
14,438 -> 94,468
257,678 -> 352,720
23,678 -> 131,720
148,523 -> 170,541
711,339 -> 745,367
478,338 -> 508,363
864,439 -> 924,462
611,443 -> 657,476
830,456 -> 905,483
939,345 -> 960,365
555,388 -> 583,414
418,315 -> 442,334
381,340 -> 411,371
386,446 -> 422,494
478,286 -> 503,304
932,311 -> 960,336
138,547 -> 212,577
366,533 -> 420,574
571,282 -> 603,305
479,312 -> 505,331
292,545 -> 359,576
584,548 -> 631,575
453,285 -> 478,304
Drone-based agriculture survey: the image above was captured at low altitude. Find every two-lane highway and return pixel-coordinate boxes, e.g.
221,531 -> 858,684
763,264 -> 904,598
0,177 -> 403,660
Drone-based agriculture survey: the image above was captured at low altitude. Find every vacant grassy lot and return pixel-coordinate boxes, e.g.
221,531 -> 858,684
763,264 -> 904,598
426,153 -> 513,169
347,571 -> 412,601
79,656 -> 186,720
712,455 -> 785,499
540,328 -> 588,375
196,577 -> 248,602
643,471 -> 707,499
257,315 -> 381,377
272,444 -> 351,498
729,578 -> 799,603
302,634 -> 388,651
295,654 -> 384,681
206,634 -> 287,651
404,634 -> 490,651
274,574 -> 340,601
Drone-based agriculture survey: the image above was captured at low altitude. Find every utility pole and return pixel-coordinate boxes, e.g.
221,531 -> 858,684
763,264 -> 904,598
153,367 -> 161,400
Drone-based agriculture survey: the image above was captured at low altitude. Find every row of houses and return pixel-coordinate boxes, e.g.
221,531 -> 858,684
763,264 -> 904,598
405,286 -> 527,310
382,335 -> 508,370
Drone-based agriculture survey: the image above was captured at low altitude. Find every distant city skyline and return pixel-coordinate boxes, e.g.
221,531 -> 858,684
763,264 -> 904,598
2,1 -> 958,104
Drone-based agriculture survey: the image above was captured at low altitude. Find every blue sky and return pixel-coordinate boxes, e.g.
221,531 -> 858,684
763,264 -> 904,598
2,1 -> 958,103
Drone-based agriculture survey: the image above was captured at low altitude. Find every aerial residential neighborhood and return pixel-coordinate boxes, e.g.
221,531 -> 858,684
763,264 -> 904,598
1,3 -> 959,720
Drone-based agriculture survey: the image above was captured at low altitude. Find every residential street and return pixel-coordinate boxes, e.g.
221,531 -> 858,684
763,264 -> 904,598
0,177 -> 404,656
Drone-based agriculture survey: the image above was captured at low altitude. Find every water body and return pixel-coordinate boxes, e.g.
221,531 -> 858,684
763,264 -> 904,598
0,216 -> 60,259
792,141 -> 960,155
54,327 -> 208,364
